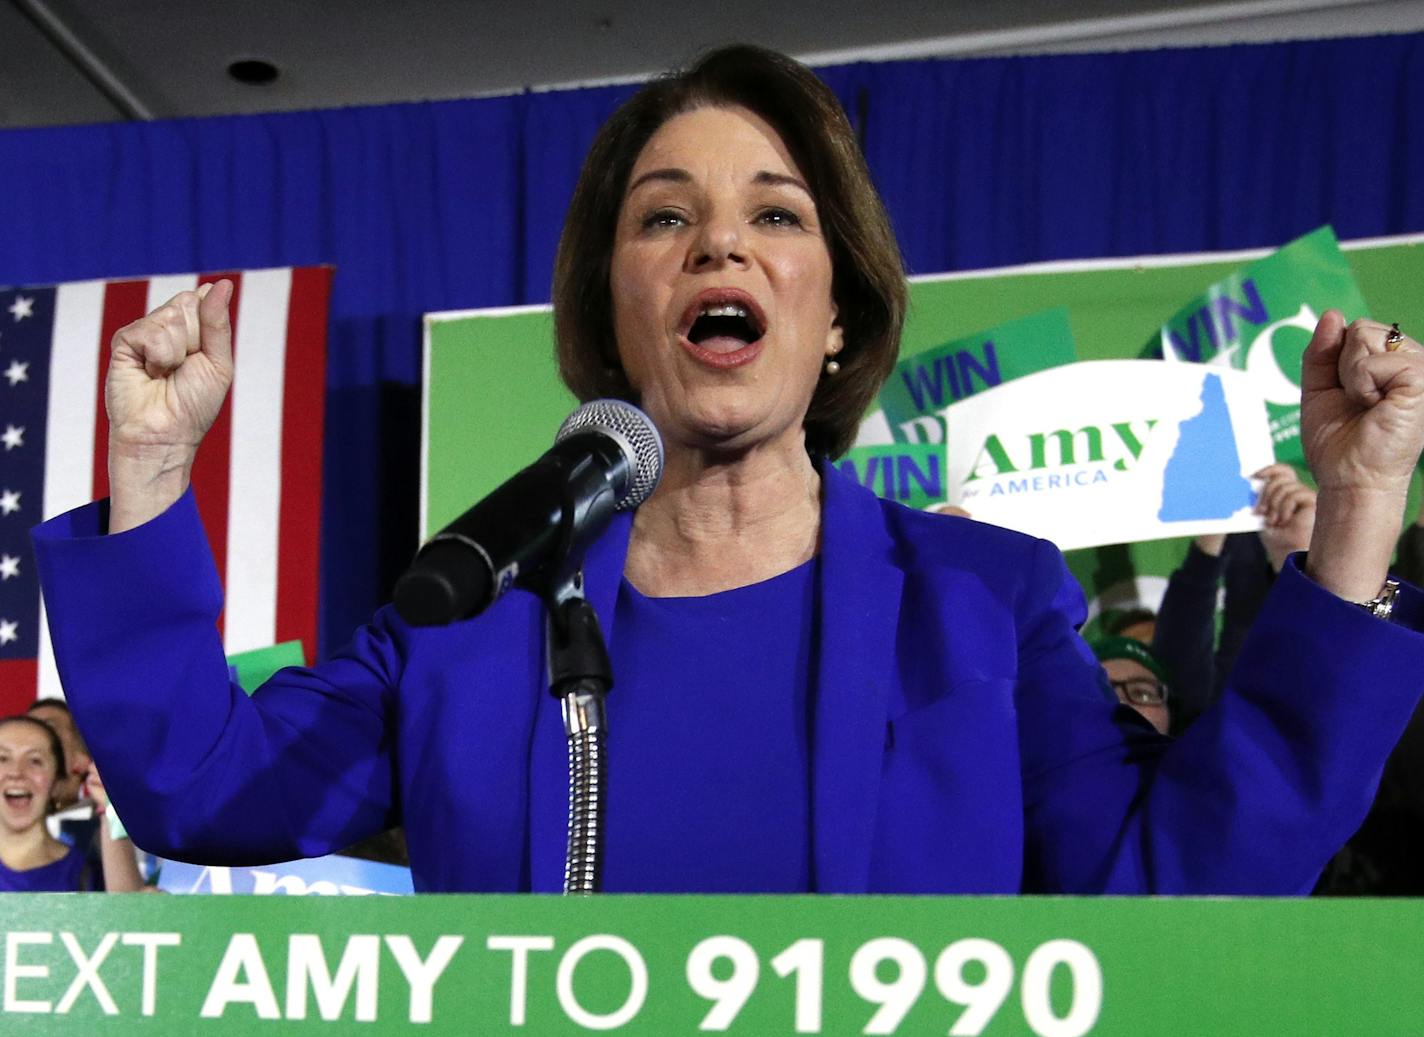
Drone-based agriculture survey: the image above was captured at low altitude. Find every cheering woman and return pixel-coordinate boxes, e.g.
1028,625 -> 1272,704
33,46 -> 1424,894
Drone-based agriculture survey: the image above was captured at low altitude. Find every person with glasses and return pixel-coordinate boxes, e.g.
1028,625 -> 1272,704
1092,637 -> 1172,736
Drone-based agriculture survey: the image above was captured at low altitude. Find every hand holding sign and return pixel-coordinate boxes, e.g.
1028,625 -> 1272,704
1253,463 -> 1316,572
1301,311 -> 1424,601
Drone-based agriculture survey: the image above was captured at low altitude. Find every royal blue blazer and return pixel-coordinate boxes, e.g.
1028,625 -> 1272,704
33,463 -> 1424,894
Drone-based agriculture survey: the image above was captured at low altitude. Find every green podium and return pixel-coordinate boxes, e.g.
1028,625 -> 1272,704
3,895 -> 1421,1033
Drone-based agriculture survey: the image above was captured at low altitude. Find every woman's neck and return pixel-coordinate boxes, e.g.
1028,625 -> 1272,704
0,823 -> 67,872
625,433 -> 822,597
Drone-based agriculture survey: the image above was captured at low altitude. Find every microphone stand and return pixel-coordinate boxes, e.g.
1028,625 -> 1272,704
538,453 -> 622,895
543,577 -> 612,895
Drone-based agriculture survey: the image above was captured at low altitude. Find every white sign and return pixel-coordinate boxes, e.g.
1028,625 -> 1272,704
158,855 -> 413,896
945,360 -> 1274,551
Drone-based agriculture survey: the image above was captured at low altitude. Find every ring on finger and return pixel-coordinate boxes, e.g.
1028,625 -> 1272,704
1386,322 -> 1404,351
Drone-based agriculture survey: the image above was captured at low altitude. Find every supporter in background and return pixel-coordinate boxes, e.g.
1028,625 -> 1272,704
1317,489 -> 1424,895
1385,497 -> 1424,859
1091,637 -> 1172,735
86,764 -> 151,892
27,698 -> 92,810
0,715 -> 87,891
1152,463 -> 1316,733
1105,608 -> 1157,646
25,697 -> 106,886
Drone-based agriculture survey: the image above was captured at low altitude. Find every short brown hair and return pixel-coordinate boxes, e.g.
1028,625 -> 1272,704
552,45 -> 907,458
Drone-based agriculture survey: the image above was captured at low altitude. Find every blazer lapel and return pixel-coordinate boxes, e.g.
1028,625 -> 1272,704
812,462 -> 902,892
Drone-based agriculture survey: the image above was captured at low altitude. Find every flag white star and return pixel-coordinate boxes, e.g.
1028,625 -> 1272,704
1,425 -> 22,451
3,360 -> 26,386
7,296 -> 34,322
0,554 -> 18,580
0,619 -> 17,646
0,489 -> 19,515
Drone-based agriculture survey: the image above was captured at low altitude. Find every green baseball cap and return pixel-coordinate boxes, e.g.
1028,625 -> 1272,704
1090,635 -> 1170,684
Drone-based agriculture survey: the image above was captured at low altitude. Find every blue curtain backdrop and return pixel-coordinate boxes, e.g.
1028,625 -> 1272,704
1,33 -> 1420,656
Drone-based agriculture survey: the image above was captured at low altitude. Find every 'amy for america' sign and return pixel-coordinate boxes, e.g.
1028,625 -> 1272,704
946,361 -> 1274,552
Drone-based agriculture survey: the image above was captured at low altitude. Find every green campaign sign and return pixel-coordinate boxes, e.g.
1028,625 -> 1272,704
836,440 -> 949,511
422,235 -> 1424,638
877,308 -> 1078,443
227,641 -> 307,695
4,895 -> 1423,1033
1142,226 -> 1371,467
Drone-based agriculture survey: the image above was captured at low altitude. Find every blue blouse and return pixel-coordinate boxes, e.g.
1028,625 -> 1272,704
0,843 -> 84,892
530,561 -> 817,892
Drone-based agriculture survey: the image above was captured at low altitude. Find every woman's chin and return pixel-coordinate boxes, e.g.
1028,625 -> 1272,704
655,395 -> 805,456
1,807 -> 43,834
676,414 -> 781,456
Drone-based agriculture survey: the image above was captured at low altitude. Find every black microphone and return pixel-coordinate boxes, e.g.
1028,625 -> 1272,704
394,399 -> 664,626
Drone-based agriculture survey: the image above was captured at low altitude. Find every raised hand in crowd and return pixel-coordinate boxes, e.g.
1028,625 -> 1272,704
1253,463 -> 1317,572
86,764 -> 146,893
929,502 -> 972,518
106,279 -> 235,535
1300,312 -> 1424,601
1191,532 -> 1227,558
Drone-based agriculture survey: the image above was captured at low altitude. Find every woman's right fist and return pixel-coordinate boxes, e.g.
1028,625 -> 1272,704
107,279 -> 235,455
105,279 -> 235,533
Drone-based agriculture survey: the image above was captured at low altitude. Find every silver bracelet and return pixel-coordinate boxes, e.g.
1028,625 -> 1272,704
1356,578 -> 1400,621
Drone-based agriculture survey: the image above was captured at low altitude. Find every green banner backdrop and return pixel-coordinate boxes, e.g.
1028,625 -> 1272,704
5,894 -> 1424,1033
423,233 -> 1424,638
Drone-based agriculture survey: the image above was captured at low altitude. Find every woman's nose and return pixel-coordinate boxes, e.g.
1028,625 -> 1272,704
688,214 -> 746,270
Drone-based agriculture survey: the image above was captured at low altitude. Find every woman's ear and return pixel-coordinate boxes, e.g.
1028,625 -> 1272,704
825,305 -> 844,359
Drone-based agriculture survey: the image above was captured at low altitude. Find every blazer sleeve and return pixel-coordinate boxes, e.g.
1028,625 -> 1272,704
1015,538 -> 1424,895
31,490 -> 401,866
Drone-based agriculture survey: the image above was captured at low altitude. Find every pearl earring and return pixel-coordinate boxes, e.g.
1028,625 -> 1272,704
824,358 -> 841,376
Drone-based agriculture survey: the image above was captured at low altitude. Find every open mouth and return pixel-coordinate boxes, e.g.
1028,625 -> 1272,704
3,788 -> 34,807
687,303 -> 764,351
679,290 -> 768,367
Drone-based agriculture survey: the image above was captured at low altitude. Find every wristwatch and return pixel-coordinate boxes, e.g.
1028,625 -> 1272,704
1357,578 -> 1401,621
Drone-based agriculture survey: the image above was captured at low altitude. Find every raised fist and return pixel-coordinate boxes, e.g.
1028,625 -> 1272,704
1301,312 -> 1424,499
1300,311 -> 1424,601
105,279 -> 235,532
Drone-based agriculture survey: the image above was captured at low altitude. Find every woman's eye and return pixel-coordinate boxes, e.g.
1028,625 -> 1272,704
756,207 -> 802,227
641,209 -> 686,230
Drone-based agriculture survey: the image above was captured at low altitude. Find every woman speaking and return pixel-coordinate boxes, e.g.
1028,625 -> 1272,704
32,46 -> 1424,894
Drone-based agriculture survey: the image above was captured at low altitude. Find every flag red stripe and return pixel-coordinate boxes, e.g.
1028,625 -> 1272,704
189,272 -> 241,640
275,268 -> 329,662
91,280 -> 152,501
0,660 -> 39,714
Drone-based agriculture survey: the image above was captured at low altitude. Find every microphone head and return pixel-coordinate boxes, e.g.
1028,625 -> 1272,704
555,399 -> 664,510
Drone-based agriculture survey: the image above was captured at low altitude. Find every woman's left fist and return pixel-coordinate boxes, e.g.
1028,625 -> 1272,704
1300,311 -> 1424,500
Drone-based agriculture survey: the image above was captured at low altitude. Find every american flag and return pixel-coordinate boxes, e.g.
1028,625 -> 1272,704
0,268 -> 331,714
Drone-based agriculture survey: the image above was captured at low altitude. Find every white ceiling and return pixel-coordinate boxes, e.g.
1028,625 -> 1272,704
2,0 -> 1422,130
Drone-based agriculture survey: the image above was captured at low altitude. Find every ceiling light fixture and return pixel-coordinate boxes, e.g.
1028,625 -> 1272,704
227,58 -> 280,86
